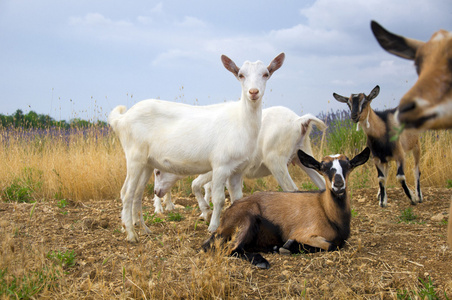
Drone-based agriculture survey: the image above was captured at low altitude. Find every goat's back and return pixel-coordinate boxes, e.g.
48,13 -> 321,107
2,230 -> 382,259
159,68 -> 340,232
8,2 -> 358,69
109,99 -> 262,176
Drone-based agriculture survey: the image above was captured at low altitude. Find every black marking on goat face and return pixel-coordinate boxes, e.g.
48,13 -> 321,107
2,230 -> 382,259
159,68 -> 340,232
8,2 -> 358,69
350,94 -> 368,122
321,156 -> 351,198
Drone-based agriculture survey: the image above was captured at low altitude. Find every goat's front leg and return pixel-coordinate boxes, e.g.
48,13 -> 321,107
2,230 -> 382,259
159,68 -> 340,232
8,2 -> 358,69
153,193 -> 175,214
396,160 -> 416,205
303,236 -> 332,251
153,194 -> 164,214
192,172 -> 213,221
375,161 -> 389,207
208,170 -> 229,232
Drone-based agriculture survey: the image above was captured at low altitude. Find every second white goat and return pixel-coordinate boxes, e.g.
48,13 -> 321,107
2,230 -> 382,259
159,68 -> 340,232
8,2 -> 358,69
153,106 -> 327,218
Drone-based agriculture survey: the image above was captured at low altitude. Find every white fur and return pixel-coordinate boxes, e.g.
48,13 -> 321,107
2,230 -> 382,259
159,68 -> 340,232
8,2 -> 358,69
108,53 -> 285,241
331,159 -> 345,192
153,106 -> 327,215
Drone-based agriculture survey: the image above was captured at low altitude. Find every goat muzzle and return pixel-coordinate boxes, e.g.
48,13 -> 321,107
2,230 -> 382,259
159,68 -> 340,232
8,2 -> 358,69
248,89 -> 260,100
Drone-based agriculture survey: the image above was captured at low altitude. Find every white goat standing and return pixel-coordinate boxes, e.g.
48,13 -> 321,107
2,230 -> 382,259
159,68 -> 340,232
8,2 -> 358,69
108,53 -> 285,242
153,106 -> 327,217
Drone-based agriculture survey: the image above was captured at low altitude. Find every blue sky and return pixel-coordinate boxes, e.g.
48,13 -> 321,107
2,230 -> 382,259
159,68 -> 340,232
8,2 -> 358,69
0,0 -> 451,122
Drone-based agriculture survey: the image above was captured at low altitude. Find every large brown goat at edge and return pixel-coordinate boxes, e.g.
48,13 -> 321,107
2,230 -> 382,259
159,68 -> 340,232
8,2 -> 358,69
202,147 -> 370,269
370,20 -> 452,248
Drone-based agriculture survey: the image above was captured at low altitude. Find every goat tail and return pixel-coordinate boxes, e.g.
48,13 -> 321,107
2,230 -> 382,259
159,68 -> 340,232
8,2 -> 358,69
299,114 -> 327,136
448,198 -> 452,247
108,105 -> 127,131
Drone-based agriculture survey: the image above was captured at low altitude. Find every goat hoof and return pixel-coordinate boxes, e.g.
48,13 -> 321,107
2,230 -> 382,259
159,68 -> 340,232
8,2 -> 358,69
127,234 -> 139,243
279,248 -> 291,255
142,225 -> 152,235
165,203 -> 175,211
255,262 -> 270,269
199,210 -> 212,222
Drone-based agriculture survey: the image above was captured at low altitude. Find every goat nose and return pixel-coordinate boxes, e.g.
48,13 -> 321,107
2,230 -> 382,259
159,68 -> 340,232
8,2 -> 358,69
334,175 -> 344,188
249,88 -> 259,95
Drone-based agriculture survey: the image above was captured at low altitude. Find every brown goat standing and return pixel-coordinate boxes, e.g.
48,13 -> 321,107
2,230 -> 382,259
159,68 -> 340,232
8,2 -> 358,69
333,85 -> 422,207
370,20 -> 452,248
202,147 -> 370,269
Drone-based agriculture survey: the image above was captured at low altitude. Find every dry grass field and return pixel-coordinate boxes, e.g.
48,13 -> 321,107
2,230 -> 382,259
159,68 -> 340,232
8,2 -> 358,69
0,125 -> 451,299
1,188 -> 451,299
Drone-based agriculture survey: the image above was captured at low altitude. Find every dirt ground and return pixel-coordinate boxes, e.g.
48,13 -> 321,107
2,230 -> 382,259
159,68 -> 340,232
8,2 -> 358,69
1,187 -> 451,299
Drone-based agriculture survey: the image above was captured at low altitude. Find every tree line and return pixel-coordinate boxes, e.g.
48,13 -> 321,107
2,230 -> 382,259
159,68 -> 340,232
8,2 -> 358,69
0,109 -> 107,129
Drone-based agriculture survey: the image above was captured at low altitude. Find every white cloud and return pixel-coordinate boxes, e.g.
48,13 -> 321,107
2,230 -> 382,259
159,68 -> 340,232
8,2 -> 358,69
176,16 -> 207,28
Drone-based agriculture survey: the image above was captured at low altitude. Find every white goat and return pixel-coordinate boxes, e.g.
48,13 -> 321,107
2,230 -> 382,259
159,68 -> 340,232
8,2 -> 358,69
153,106 -> 327,217
108,53 -> 285,242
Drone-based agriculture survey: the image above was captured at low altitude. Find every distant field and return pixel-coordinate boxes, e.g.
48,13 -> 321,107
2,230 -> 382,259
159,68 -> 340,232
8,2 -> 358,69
0,110 -> 451,203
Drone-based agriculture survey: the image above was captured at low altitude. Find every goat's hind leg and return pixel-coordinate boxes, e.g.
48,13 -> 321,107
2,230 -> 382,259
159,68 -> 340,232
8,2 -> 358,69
132,166 -> 153,235
412,144 -> 423,203
230,247 -> 270,269
375,161 -> 389,207
121,164 -> 143,242
396,160 -> 417,205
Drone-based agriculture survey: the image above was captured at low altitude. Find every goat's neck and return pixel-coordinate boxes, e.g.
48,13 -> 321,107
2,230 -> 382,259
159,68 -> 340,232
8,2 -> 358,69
321,188 -> 351,225
359,108 -> 385,138
239,93 -> 262,131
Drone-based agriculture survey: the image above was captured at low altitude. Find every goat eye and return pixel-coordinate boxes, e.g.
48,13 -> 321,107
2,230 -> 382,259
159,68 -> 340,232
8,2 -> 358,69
238,74 -> 245,79
156,171 -> 160,176
263,73 -> 269,78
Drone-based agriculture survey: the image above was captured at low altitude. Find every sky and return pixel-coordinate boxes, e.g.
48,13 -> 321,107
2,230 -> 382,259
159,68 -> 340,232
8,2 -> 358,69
0,0 -> 451,122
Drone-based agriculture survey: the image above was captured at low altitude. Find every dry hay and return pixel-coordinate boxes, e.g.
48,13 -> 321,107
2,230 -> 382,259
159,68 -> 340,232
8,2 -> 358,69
1,187 -> 451,299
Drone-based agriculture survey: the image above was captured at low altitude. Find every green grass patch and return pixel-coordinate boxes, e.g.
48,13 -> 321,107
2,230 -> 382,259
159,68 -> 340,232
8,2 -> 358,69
143,212 -> 164,224
0,267 -> 61,299
2,167 -> 43,203
446,179 -> 452,189
397,276 -> 446,300
47,250 -> 76,269
397,208 -> 418,224
167,212 -> 184,222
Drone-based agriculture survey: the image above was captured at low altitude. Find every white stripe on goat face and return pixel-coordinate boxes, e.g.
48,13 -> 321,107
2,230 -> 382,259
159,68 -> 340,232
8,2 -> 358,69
330,156 -> 346,192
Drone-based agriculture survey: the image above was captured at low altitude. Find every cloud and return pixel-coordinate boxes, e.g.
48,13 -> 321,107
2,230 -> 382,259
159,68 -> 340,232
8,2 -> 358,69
69,13 -> 132,28
176,16 -> 207,28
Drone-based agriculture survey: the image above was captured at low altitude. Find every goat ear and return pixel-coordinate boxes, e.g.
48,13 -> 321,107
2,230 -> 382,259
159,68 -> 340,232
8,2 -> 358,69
221,55 -> 240,77
297,150 -> 321,172
350,147 -> 370,169
371,20 -> 423,60
368,85 -> 380,101
332,93 -> 349,104
267,53 -> 285,76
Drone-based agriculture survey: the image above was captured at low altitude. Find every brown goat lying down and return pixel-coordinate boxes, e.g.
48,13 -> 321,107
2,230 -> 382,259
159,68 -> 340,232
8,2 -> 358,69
202,147 -> 370,269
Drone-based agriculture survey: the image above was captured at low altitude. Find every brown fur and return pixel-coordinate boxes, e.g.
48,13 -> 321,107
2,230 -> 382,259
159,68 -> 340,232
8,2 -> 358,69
202,148 -> 370,268
360,98 -> 421,171
372,21 -> 452,246
371,20 -> 452,130
333,86 -> 422,207
219,191 -> 349,251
